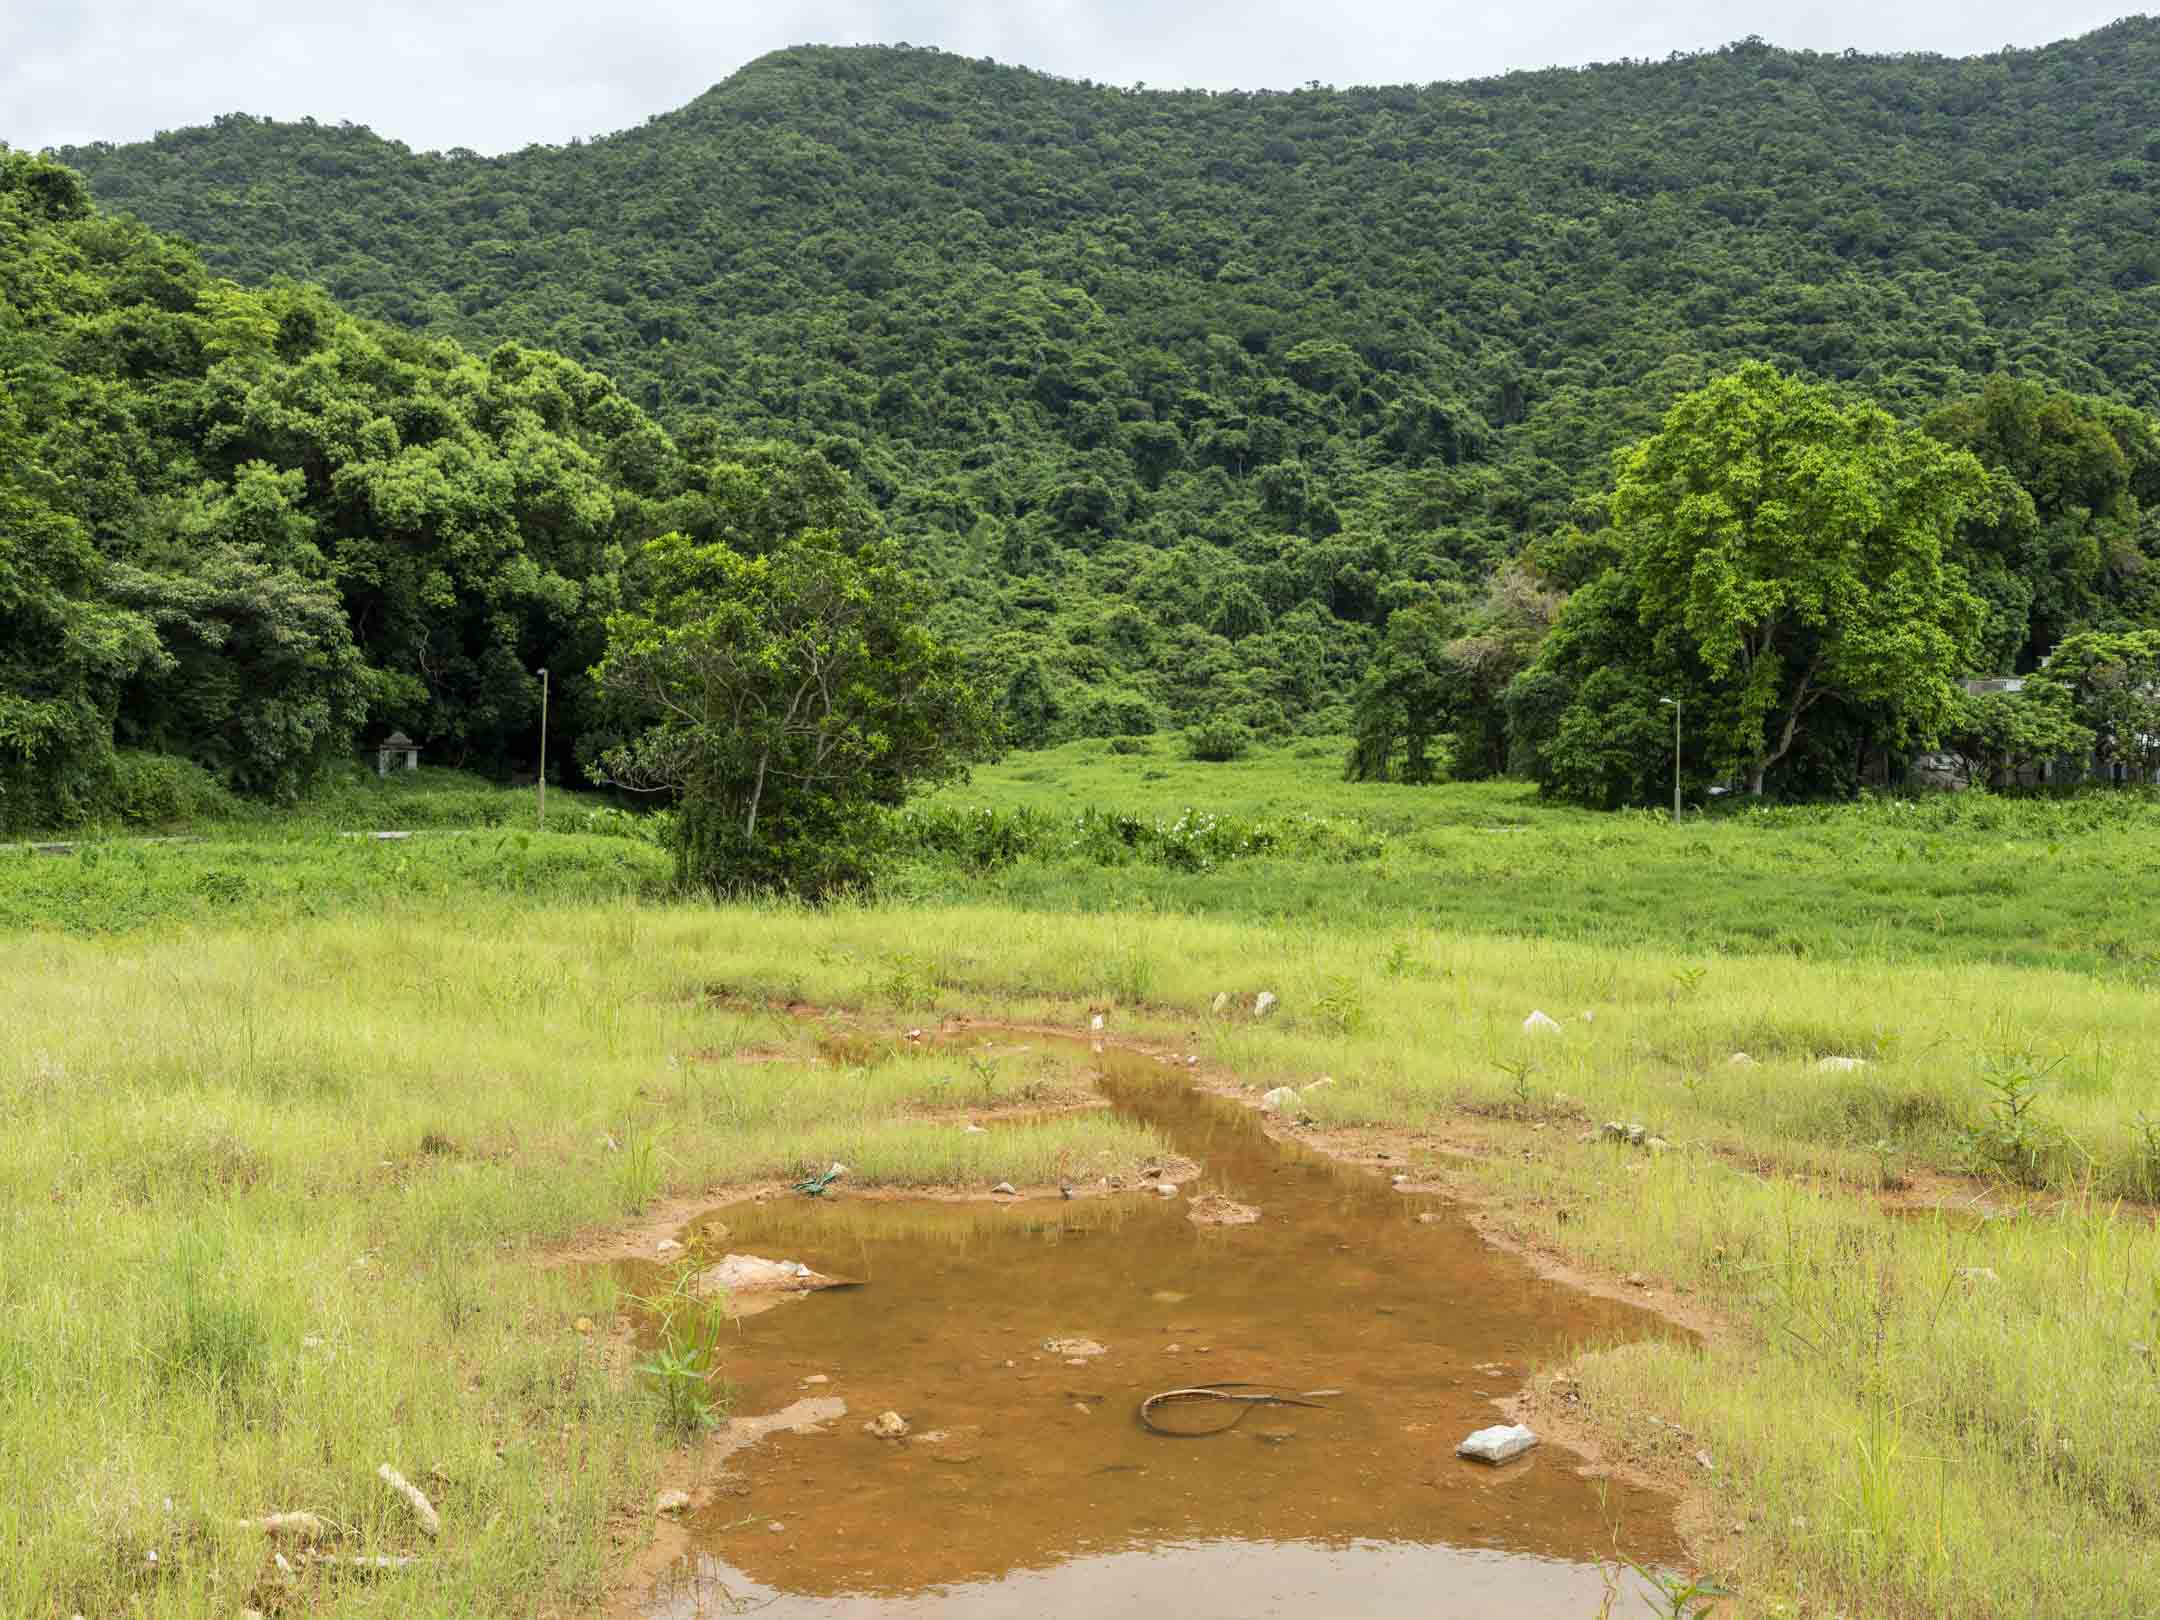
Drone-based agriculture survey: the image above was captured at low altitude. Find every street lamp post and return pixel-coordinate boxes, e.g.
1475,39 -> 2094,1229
537,668 -> 549,832
1660,697 -> 1681,822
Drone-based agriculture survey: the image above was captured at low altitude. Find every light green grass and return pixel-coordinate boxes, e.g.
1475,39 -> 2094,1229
907,738 -> 2160,976
12,751 -> 2160,1617
0,902 -> 1168,1617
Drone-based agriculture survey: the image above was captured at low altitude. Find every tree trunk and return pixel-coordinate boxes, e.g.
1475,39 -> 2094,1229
744,747 -> 770,840
1746,763 -> 1766,796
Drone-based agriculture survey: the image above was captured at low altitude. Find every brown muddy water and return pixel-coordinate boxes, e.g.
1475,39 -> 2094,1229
620,1039 -> 1689,1619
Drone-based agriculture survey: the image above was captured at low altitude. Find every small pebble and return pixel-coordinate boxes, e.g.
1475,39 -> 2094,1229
768,1521 -> 787,1534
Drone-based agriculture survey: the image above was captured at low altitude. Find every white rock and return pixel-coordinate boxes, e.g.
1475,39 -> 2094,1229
865,1411 -> 910,1439
655,1489 -> 692,1514
963,1123 -> 988,1134
1253,991 -> 1278,1018
1043,1337 -> 1107,1358
655,1238 -> 681,1255
1259,1086 -> 1301,1113
1816,1056 -> 1868,1073
767,1521 -> 787,1534
1154,1181 -> 1179,1197
694,1254 -> 845,1297
802,1374 -> 830,1384
1523,1011 -> 1562,1035
1457,1424 -> 1540,1464
1728,1051 -> 1758,1066
1090,1013 -> 1105,1030
1211,991 -> 1231,1015
990,1181 -> 1018,1196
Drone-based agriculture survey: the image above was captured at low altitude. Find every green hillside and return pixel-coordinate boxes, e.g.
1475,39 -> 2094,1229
52,25 -> 2160,739
25,22 -> 2160,807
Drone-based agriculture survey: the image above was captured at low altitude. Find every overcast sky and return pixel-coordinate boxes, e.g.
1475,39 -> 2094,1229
6,1 -> 2139,155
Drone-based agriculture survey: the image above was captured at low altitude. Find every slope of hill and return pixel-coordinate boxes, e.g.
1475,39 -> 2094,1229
45,21 -> 2160,742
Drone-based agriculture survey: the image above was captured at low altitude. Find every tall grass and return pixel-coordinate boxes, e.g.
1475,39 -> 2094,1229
0,902 -> 1167,1616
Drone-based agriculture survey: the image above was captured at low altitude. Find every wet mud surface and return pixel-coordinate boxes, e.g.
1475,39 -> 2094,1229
621,1038 -> 1689,1618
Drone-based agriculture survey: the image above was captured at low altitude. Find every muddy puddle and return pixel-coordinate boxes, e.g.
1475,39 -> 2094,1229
619,1038 -> 1689,1619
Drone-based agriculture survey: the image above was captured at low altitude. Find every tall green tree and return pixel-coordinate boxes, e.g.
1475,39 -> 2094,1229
2027,629 -> 2160,781
1614,363 -> 1989,794
595,531 -> 995,895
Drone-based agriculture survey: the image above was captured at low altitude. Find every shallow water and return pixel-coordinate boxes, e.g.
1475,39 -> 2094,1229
625,1038 -> 1687,1618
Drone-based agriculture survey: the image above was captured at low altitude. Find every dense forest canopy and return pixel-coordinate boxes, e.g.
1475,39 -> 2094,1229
10,22 -> 2160,822
0,148 -> 880,831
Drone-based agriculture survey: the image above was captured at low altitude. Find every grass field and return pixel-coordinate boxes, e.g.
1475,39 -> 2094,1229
8,750 -> 2160,1618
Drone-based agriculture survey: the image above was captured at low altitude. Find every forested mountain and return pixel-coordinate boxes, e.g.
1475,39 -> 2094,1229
12,20 -> 2160,823
49,22 -> 2160,742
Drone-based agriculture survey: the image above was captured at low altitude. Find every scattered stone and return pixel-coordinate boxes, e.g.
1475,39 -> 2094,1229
1624,1272 -> 1649,1288
376,1463 -> 440,1539
1253,991 -> 1278,1018
991,1181 -> 1018,1196
655,1489 -> 692,1515
1044,1337 -> 1107,1358
865,1411 -> 911,1439
1259,1086 -> 1301,1113
1417,1212 -> 1442,1224
767,1521 -> 787,1534
1252,1426 -> 1296,1444
236,1512 -> 330,1544
1072,1400 -> 1093,1414
1816,1056 -> 1869,1073
1153,1181 -> 1179,1197
1187,1193 -> 1261,1226
655,1238 -> 681,1255
801,1374 -> 830,1385
1457,1424 -> 1540,1464
1523,1010 -> 1562,1035
1728,1052 -> 1758,1067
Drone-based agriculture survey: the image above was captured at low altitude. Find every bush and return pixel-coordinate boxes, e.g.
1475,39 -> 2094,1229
1184,719 -> 1253,763
1106,737 -> 1149,757
110,752 -> 240,827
